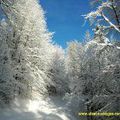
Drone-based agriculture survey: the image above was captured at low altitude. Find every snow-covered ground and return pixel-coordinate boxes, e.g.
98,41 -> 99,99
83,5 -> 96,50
0,96 -> 77,120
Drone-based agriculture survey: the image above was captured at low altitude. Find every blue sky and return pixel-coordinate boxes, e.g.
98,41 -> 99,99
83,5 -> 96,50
40,0 -> 93,48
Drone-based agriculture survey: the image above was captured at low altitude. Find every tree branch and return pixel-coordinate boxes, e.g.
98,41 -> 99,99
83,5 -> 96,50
101,12 -> 120,32
110,0 -> 120,29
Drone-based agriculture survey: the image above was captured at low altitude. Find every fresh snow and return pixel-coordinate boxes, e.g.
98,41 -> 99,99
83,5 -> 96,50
0,96 -> 77,120
117,46 -> 120,49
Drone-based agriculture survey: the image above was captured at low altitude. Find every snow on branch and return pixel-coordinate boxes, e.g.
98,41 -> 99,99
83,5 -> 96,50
84,1 -> 120,32
101,12 -> 120,32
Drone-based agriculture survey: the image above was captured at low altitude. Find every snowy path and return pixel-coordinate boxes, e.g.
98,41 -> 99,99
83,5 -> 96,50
0,96 -> 76,120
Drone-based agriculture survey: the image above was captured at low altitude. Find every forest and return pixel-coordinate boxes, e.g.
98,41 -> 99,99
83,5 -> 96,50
0,0 -> 120,120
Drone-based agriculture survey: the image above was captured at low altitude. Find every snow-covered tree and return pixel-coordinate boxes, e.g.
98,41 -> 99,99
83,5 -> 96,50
0,0 -> 55,101
0,20 -> 15,105
66,41 -> 84,92
66,28 -> 120,120
84,30 -> 91,43
48,46 -> 69,95
86,45 -> 120,120
84,0 -> 120,33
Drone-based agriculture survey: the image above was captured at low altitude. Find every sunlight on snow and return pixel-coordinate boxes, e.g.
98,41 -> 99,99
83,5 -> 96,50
27,100 -> 40,112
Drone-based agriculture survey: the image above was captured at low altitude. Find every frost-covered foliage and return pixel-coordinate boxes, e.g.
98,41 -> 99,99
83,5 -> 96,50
0,20 -> 15,105
84,30 -> 91,43
49,46 -> 69,95
84,0 -> 120,33
66,41 -> 84,93
0,1 -> 120,120
0,0 -> 56,104
66,27 -> 120,120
